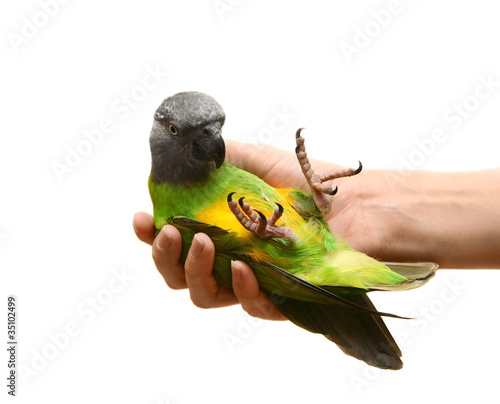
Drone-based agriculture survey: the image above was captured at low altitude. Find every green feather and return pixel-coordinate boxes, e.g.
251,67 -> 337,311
147,92 -> 439,369
148,161 -> 438,369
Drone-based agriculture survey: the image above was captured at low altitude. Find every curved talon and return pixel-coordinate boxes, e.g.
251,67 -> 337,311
253,209 -> 267,222
295,128 -> 306,154
226,195 -> 297,240
353,160 -> 363,175
268,202 -> 285,226
254,210 -> 269,238
328,186 -> 338,196
276,202 -> 284,214
294,128 -> 363,215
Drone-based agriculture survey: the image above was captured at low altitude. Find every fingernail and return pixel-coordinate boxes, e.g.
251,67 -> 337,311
189,233 -> 205,258
231,260 -> 243,284
157,226 -> 172,250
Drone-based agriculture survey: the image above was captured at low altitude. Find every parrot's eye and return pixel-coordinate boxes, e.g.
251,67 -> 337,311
168,124 -> 178,136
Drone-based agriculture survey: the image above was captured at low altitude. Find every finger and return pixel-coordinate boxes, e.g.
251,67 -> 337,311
185,233 -> 239,308
224,140 -> 296,186
225,139 -> 345,192
152,225 -> 187,289
133,212 -> 156,245
231,260 -> 286,321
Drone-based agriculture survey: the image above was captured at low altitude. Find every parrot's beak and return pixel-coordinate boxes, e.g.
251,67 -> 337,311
192,130 -> 226,169
213,132 -> 226,168
210,132 -> 225,169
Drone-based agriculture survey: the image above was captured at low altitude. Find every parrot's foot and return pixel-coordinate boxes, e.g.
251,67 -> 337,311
295,128 -> 362,215
227,192 -> 297,239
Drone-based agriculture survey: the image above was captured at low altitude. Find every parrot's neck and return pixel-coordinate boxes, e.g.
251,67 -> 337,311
149,163 -> 238,230
150,151 -> 217,185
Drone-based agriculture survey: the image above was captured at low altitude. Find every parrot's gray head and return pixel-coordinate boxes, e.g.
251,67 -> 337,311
149,91 -> 226,184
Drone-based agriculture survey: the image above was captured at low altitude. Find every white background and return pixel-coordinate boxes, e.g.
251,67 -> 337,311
2,1 -> 500,403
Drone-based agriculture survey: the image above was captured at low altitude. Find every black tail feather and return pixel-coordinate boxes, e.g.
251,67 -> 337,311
272,293 -> 403,370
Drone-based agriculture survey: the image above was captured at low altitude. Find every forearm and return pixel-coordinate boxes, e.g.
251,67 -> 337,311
368,169 -> 500,268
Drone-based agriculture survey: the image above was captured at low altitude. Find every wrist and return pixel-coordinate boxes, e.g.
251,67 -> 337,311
339,169 -> 459,265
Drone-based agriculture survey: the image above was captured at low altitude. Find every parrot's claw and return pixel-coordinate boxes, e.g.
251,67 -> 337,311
295,128 -> 362,215
227,193 -> 297,239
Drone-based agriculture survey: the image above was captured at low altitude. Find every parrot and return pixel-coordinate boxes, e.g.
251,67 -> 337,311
148,91 -> 438,370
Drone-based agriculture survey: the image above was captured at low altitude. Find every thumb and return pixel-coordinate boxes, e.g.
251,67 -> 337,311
225,139 -> 305,188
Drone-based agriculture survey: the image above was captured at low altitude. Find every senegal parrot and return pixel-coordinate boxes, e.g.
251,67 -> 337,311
148,91 -> 438,370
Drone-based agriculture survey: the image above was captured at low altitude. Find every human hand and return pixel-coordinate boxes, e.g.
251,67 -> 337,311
225,139 -> 390,258
134,138 -> 394,320
133,211 -> 286,320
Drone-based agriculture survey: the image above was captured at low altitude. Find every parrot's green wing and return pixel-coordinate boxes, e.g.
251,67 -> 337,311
171,216 -> 406,317
171,216 -> 407,369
